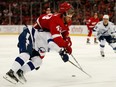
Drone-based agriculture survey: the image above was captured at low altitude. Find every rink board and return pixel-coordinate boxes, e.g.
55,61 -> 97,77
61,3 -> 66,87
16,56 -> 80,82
0,25 -> 88,36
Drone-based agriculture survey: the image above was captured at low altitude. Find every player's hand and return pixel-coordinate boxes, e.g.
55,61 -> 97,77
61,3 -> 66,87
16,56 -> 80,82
65,37 -> 72,47
111,33 -> 116,38
59,49 -> 69,62
65,46 -> 72,55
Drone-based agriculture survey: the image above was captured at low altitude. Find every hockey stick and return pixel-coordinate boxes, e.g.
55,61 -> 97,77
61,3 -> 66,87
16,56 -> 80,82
68,60 -> 92,78
71,54 -> 83,70
24,23 -> 28,27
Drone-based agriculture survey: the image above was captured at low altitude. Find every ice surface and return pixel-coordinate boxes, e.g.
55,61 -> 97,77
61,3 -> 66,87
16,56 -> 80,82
0,35 -> 116,87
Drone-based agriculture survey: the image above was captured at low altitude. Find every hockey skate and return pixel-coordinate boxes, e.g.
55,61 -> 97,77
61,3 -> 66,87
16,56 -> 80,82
100,51 -> 105,57
3,69 -> 19,84
94,38 -> 98,44
86,39 -> 90,44
94,41 -> 98,44
17,69 -> 27,83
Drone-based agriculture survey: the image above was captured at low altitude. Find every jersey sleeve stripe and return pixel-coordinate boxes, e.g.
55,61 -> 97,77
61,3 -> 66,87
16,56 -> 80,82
52,34 -> 61,39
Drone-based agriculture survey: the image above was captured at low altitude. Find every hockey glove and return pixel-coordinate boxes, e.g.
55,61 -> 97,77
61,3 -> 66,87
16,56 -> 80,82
65,46 -> 72,55
59,49 -> 69,62
111,33 -> 116,38
65,37 -> 72,47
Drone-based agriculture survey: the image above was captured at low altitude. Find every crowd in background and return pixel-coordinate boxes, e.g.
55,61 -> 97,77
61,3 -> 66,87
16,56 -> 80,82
0,0 -> 115,25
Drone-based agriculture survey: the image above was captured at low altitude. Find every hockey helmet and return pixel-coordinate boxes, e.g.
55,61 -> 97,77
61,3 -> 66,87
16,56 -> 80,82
103,15 -> 109,25
59,2 -> 74,16
103,15 -> 109,19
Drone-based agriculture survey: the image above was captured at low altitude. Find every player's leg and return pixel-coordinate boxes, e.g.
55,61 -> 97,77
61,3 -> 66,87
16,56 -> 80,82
4,53 -> 30,83
87,29 -> 92,44
93,31 -> 98,44
12,27 -> 33,73
4,28 -> 33,83
16,48 -> 44,82
16,32 -> 47,82
94,38 -> 98,44
17,56 -> 42,82
99,36 -> 106,57
94,36 -> 98,44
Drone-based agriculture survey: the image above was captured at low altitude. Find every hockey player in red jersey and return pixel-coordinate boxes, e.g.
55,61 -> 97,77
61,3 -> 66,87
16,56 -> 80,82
4,2 -> 74,84
86,12 -> 99,44
33,2 -> 74,55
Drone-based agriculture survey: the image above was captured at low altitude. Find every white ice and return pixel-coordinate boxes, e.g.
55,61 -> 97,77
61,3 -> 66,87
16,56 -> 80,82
0,35 -> 116,87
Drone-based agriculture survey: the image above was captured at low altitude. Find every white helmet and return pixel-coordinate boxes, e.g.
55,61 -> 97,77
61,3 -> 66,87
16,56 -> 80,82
103,15 -> 109,19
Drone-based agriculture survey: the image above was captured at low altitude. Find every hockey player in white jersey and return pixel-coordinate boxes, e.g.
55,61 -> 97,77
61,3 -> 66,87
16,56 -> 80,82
94,15 -> 116,57
3,26 -> 69,84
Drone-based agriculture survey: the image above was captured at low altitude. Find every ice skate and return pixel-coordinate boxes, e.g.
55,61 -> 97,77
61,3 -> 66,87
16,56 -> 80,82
94,38 -> 98,44
3,69 -> 19,84
100,51 -> 105,57
17,69 -> 27,83
86,39 -> 90,44
94,40 -> 98,44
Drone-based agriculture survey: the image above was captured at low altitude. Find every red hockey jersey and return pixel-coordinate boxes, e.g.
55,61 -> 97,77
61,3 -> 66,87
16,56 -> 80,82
86,17 -> 99,30
33,13 -> 71,48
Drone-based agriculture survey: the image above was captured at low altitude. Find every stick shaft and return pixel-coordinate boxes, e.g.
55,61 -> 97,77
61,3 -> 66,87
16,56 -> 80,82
68,60 -> 92,77
71,54 -> 83,70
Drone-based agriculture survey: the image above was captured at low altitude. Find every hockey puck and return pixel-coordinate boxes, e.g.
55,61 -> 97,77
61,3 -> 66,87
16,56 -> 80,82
72,75 -> 76,77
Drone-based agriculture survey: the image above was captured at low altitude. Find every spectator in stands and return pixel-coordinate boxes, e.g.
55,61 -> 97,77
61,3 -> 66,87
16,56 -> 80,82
0,0 -> 115,25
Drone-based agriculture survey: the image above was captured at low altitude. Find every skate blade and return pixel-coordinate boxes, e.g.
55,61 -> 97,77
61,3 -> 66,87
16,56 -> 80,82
94,43 -> 98,44
18,77 -> 27,83
3,75 -> 24,84
3,75 -> 17,84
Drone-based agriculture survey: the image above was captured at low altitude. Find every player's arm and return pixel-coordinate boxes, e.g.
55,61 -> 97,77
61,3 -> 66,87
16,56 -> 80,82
33,14 -> 45,29
110,23 -> 116,38
93,22 -> 100,32
50,17 -> 72,54
33,17 -> 40,29
86,18 -> 91,28
49,16 -> 66,47
61,30 -> 72,47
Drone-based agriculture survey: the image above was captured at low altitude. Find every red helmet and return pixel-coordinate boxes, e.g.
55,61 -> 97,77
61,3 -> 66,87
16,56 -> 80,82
59,2 -> 73,14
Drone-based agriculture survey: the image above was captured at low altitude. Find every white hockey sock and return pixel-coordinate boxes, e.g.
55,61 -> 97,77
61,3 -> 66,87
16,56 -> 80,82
100,40 -> 106,52
100,47 -> 104,52
11,53 -> 30,73
21,56 -> 42,74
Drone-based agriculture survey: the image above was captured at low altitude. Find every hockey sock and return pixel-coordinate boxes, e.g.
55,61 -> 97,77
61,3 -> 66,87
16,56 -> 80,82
20,56 -> 42,74
11,53 -> 30,73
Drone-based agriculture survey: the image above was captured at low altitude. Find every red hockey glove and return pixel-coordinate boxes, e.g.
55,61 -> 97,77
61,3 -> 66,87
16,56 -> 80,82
65,37 -> 72,47
65,46 -> 72,55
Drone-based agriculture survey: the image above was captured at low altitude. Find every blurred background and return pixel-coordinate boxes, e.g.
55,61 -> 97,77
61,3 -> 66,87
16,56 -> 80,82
0,0 -> 116,25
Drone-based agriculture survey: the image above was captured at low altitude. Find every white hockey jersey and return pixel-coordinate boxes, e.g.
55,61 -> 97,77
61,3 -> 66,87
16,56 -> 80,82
94,21 -> 116,37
